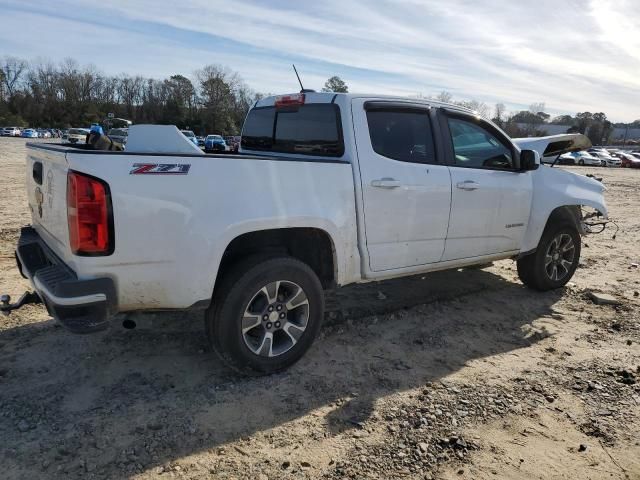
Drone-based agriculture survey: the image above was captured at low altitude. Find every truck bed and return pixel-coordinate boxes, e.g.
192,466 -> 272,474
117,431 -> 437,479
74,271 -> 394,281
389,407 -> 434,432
24,141 -> 360,312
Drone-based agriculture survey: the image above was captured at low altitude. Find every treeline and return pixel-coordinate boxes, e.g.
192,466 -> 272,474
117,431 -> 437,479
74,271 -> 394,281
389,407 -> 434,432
428,91 -> 639,145
0,56 -> 262,135
2,55 -> 638,143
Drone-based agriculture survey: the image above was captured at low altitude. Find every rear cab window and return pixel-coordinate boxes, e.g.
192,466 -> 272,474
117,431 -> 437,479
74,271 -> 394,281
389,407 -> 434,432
365,107 -> 436,164
241,103 -> 344,157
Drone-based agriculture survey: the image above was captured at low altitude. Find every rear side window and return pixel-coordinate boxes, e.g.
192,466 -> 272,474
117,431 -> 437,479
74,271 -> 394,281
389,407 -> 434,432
242,104 -> 344,157
366,109 -> 436,163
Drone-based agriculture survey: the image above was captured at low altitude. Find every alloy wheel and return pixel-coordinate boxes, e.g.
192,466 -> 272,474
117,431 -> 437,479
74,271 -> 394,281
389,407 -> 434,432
241,280 -> 310,357
544,233 -> 576,282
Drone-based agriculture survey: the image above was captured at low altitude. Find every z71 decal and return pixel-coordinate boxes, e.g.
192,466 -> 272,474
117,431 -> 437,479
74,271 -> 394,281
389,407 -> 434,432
130,163 -> 191,175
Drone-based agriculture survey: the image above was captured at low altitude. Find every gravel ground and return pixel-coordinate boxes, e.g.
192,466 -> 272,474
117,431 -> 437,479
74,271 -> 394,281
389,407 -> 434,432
0,137 -> 639,480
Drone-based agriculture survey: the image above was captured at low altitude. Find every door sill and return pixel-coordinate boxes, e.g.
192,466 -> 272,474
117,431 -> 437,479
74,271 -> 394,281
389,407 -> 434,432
361,250 -> 518,282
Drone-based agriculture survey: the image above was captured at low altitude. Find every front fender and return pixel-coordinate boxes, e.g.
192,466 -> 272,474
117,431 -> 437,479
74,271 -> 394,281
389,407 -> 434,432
520,166 -> 607,252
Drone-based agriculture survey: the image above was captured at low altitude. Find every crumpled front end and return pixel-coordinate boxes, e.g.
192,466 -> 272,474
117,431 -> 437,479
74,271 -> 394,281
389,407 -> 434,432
520,166 -> 608,253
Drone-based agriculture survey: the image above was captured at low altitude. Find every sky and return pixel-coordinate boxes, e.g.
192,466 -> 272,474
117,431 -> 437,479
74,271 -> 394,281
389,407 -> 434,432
1,0 -> 639,122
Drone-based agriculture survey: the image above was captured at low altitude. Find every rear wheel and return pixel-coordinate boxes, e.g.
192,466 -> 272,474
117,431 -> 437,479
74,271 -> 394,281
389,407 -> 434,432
578,159 -> 585,166
206,256 -> 324,375
517,224 -> 581,291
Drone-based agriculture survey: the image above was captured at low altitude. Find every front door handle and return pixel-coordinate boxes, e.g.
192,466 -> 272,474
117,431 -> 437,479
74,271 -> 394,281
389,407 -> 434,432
456,180 -> 480,191
371,178 -> 401,188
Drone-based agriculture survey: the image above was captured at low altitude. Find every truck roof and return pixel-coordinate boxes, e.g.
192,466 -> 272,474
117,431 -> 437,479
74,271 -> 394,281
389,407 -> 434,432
254,91 -> 480,117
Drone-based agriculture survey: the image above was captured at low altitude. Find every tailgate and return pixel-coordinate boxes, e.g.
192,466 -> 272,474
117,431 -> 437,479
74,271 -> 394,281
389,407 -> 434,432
25,145 -> 70,257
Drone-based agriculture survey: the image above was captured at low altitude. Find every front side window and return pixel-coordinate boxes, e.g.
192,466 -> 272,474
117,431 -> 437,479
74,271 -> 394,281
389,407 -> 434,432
242,104 -> 343,157
447,117 -> 513,169
366,108 -> 436,163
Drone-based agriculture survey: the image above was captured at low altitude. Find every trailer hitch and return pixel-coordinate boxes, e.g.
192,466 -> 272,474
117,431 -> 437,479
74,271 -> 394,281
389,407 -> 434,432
0,291 -> 42,315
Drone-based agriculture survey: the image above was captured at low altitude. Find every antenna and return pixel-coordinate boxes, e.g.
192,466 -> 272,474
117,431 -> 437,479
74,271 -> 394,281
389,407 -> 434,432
292,64 -> 315,93
293,64 -> 304,91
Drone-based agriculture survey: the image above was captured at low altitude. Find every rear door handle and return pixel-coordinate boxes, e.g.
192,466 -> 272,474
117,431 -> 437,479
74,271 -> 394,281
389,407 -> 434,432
456,180 -> 480,191
371,178 -> 401,188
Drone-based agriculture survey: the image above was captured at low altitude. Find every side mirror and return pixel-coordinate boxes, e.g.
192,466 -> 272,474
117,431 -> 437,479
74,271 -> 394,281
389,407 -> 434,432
520,149 -> 540,171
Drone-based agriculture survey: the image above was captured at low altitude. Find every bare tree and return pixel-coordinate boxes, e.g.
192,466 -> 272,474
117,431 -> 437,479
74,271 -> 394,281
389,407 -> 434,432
455,99 -> 490,118
435,91 -> 453,103
493,103 -> 506,125
0,56 -> 28,97
195,65 -> 242,133
529,102 -> 545,115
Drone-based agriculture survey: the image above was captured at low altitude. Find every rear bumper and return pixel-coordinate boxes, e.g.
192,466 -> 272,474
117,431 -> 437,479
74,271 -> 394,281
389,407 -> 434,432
15,226 -> 116,333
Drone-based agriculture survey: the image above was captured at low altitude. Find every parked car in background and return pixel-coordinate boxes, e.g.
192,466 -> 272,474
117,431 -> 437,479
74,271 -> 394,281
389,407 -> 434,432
108,128 -> 128,145
37,129 -> 52,138
196,136 -> 205,147
21,129 -> 39,138
561,151 -> 602,166
180,130 -> 198,146
588,150 -> 621,167
3,126 -> 22,136
205,134 -> 227,152
620,152 -> 640,168
63,128 -> 90,144
223,135 -> 240,152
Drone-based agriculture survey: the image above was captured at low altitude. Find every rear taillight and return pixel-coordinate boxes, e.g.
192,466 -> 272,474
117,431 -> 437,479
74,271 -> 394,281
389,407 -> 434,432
67,171 -> 113,255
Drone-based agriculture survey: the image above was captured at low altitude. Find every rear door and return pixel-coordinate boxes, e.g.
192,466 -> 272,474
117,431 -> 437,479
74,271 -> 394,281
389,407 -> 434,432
352,99 -> 452,272
439,111 -> 532,261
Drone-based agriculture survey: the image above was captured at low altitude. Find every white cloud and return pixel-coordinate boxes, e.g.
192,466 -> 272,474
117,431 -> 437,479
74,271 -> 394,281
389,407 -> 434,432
1,0 -> 639,120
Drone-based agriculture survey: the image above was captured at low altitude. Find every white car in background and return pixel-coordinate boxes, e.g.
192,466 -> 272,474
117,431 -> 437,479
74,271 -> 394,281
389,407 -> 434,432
3,126 -> 22,136
561,151 -> 601,166
63,128 -> 90,144
180,129 -> 199,146
107,128 -> 128,144
588,149 -> 621,167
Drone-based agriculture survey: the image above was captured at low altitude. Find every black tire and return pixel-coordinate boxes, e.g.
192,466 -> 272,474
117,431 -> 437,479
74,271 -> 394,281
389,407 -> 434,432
517,223 -> 581,291
206,256 -> 324,375
578,159 -> 584,166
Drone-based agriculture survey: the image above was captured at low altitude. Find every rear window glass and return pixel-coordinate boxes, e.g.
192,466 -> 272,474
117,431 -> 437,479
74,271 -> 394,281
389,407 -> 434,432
366,109 -> 436,163
242,104 -> 343,157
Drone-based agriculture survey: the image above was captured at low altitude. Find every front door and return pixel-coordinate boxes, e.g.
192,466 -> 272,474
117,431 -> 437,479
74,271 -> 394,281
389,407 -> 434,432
439,113 -> 533,261
352,99 -> 452,272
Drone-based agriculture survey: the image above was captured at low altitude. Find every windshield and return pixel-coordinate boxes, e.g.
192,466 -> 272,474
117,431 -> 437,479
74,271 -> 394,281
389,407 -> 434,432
181,130 -> 195,138
207,135 -> 223,141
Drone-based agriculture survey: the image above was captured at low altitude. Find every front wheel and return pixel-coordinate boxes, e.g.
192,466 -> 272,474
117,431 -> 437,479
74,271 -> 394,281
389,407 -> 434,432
517,224 -> 581,291
206,256 -> 324,375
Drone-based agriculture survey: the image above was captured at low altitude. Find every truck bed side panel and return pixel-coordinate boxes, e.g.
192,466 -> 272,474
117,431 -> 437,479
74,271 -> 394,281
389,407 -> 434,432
58,151 -> 359,311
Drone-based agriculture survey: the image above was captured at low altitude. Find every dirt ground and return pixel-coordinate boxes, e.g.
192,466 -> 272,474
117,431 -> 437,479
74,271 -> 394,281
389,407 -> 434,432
1,136 -> 638,480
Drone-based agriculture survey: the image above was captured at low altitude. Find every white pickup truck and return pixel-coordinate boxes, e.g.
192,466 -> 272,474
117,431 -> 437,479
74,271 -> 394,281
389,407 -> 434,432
7,92 -> 607,374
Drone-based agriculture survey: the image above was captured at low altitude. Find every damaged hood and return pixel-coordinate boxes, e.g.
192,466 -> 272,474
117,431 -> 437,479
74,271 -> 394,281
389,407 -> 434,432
512,133 -> 591,158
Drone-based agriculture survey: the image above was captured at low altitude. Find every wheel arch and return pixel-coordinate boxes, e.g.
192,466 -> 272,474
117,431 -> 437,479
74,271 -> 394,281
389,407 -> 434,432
520,205 -> 584,257
546,205 -> 583,233
214,227 -> 339,294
